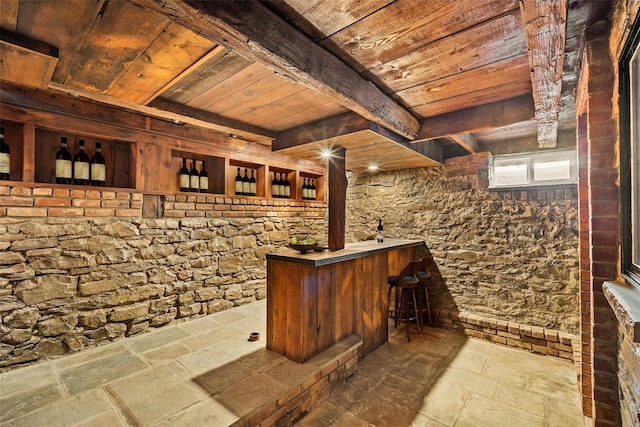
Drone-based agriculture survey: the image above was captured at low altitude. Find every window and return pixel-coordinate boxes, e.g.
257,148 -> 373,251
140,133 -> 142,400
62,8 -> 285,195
489,149 -> 577,189
620,13 -> 640,281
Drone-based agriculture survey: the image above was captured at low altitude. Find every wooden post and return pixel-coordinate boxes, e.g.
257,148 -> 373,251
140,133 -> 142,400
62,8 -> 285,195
328,146 -> 346,251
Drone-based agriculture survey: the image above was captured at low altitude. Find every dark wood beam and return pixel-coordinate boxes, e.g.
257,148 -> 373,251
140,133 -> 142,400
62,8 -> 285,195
519,0 -> 567,148
273,113 -> 368,151
328,146 -> 347,251
447,134 -> 479,154
128,0 -> 419,139
417,95 -> 535,141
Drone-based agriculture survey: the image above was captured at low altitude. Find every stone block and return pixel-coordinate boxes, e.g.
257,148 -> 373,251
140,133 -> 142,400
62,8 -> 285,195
195,287 -> 223,301
1,328 -> 32,344
149,310 -> 177,327
177,302 -> 201,318
109,303 -> 150,322
0,252 -> 25,265
531,326 -> 545,339
128,321 -> 150,336
15,275 -> 78,305
4,307 -> 39,329
79,310 -> 107,329
102,221 -> 139,237
78,279 -> 119,296
219,255 -> 243,275
207,299 -> 233,314
38,314 -> 78,337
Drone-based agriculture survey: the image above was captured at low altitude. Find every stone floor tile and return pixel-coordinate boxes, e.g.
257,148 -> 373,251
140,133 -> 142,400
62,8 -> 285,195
231,301 -> 266,320
417,380 -> 470,426
375,373 -> 427,411
52,342 -> 128,371
225,315 -> 266,336
479,362 -> 528,388
526,374 -> 581,404
140,342 -> 192,365
105,362 -> 209,426
127,326 -> 189,354
154,397 -> 239,427
215,373 -> 285,418
457,394 -> 544,427
448,346 -> 490,374
0,382 -> 66,423
192,359 -> 253,395
493,383 -> 546,417
545,398 -> 586,427
177,345 -> 236,376
346,391 -> 414,426
438,366 -> 499,399
58,350 -> 148,395
218,332 -> 266,359
262,357 -> 318,388
75,411 -> 128,427
3,388 -> 115,427
326,374 -> 378,411
410,412 -> 450,427
176,316 -> 221,335
209,309 -> 247,326
294,400 -> 344,426
396,353 -> 445,385
333,411 -> 377,426
0,362 -> 58,398
179,325 -> 243,352
237,347 -> 285,371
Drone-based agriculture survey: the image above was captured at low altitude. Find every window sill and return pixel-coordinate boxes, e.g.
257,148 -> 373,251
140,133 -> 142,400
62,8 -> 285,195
603,280 -> 640,343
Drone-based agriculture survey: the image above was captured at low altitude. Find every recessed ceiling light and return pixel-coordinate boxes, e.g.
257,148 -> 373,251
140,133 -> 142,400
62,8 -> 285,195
367,165 -> 379,171
320,150 -> 332,158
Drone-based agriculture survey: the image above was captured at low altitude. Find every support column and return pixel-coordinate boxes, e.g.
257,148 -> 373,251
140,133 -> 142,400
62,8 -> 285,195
328,146 -> 346,251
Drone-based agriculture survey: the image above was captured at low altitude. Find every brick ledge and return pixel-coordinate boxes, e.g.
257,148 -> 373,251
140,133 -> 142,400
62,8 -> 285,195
603,280 -> 640,343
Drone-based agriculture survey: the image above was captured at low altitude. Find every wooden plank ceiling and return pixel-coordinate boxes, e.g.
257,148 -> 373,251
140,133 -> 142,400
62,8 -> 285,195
0,0 -> 611,172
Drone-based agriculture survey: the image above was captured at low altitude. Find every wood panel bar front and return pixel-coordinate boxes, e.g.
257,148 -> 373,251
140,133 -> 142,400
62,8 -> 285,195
266,239 -> 426,362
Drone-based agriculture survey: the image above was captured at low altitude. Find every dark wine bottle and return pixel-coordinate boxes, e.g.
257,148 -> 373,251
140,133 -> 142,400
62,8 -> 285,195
189,159 -> 199,192
272,172 -> 280,198
249,169 -> 256,196
73,139 -> 90,185
311,179 -> 316,200
242,168 -> 250,196
235,167 -> 243,195
179,158 -> 189,192
302,178 -> 308,200
377,218 -> 384,243
0,127 -> 10,180
90,142 -> 106,187
199,161 -> 208,193
56,137 -> 72,184
283,172 -> 291,198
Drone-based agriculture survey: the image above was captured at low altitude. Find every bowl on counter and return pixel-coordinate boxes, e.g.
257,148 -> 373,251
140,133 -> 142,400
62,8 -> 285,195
289,242 -> 318,253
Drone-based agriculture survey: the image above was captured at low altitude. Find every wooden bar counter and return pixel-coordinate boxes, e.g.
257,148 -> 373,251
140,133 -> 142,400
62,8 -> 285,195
266,239 -> 427,362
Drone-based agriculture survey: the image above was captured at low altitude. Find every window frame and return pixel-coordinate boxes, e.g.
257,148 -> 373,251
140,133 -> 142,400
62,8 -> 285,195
488,149 -> 578,189
620,13 -> 640,283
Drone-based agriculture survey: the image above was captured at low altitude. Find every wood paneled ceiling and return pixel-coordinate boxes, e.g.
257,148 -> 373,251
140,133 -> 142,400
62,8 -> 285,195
0,0 -> 611,172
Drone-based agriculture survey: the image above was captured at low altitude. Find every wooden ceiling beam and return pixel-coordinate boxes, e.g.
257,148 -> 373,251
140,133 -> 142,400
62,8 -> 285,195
447,134 -> 479,154
519,0 -> 567,148
416,95 -> 535,141
127,0 -> 420,140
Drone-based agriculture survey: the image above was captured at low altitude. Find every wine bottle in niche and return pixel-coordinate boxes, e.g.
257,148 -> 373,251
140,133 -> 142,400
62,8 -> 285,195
311,179 -> 316,200
189,159 -> 199,192
249,169 -> 256,196
56,137 -> 72,184
235,167 -> 243,195
73,139 -> 90,185
283,173 -> 291,198
302,178 -> 308,200
179,158 -> 189,192
271,172 -> 280,198
242,168 -> 250,196
0,127 -> 10,180
199,161 -> 208,193
90,142 -> 106,186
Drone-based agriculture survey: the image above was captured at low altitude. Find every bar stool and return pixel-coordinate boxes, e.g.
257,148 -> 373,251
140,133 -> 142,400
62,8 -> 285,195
415,256 -> 433,325
387,259 -> 422,341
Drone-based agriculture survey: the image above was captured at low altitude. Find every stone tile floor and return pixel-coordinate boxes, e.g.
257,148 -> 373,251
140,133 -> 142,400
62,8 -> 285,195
0,299 -> 586,426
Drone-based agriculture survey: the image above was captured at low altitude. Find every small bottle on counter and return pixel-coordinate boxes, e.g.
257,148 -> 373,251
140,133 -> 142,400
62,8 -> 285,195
376,219 -> 384,243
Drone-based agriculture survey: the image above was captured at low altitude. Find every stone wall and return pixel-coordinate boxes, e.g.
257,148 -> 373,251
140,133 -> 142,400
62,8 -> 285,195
0,185 -> 326,370
345,153 -> 580,335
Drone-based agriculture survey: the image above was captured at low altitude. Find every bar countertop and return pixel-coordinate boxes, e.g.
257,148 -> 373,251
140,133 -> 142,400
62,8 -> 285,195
266,239 -> 425,266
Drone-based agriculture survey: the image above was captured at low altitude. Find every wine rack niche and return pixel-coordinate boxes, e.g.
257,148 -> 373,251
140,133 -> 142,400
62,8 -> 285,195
171,150 -> 225,195
268,166 -> 295,199
299,171 -> 324,201
35,128 -> 134,189
229,159 -> 265,197
0,120 -> 24,182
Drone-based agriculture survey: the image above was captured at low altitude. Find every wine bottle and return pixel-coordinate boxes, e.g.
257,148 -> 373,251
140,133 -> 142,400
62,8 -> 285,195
377,219 -> 384,243
189,159 -> 199,192
302,178 -> 308,200
55,137 -> 72,184
73,139 -> 90,185
0,127 -> 10,180
235,167 -> 243,195
283,173 -> 291,198
199,160 -> 208,193
90,142 -> 106,187
276,173 -> 284,198
271,172 -> 280,198
311,179 -> 316,200
249,169 -> 256,196
179,158 -> 189,192
242,168 -> 250,196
